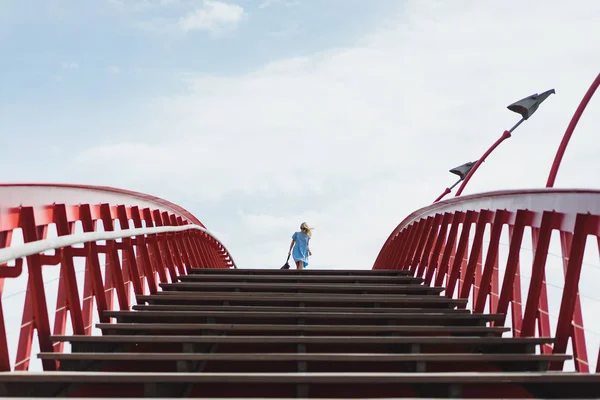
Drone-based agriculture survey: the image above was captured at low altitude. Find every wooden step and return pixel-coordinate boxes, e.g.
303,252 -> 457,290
96,322 -> 509,336
50,335 -> 554,347
7,371 -> 600,383
49,334 -> 553,355
159,282 -> 443,295
136,293 -> 467,309
131,304 -> 472,314
1,371 -> 599,398
104,310 -> 502,326
51,335 -> 553,354
189,268 -> 413,276
178,274 -> 424,284
151,291 -> 447,300
40,352 -> 570,373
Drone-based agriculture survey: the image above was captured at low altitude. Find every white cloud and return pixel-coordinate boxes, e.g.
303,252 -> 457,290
60,61 -> 79,69
109,0 -> 243,34
107,65 -> 121,73
73,0 -> 600,272
178,0 -> 244,33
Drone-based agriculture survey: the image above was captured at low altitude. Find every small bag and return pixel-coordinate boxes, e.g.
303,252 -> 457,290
281,255 -> 291,269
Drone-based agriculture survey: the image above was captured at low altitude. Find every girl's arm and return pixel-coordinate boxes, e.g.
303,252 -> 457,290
288,239 -> 295,256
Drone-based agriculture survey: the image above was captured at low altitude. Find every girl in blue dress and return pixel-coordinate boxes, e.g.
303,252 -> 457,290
288,222 -> 313,269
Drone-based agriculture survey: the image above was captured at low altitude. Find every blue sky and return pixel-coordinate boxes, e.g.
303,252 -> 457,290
1,0 -> 401,181
1,1 -> 396,132
2,0 -> 396,80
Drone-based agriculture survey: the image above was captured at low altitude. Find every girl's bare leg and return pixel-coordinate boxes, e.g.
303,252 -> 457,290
296,261 -> 304,270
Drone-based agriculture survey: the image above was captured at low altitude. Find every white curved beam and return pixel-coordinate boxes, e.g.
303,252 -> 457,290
0,225 -> 236,269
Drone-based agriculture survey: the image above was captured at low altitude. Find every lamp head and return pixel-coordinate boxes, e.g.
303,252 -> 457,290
507,88 -> 555,120
449,160 -> 478,180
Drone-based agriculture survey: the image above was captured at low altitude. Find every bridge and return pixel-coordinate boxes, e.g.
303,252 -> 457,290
0,74 -> 599,398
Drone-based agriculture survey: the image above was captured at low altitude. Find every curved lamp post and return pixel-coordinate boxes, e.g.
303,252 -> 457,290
546,73 -> 600,187
433,161 -> 478,202
454,89 -> 556,197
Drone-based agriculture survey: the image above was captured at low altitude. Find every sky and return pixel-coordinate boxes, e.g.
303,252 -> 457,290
2,0 -> 599,270
1,0 -> 600,371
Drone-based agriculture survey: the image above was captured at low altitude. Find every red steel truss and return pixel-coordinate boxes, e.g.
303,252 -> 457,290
0,184 -> 234,372
373,188 -> 600,373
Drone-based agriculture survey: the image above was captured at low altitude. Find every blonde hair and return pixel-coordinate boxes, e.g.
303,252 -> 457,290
300,222 -> 313,237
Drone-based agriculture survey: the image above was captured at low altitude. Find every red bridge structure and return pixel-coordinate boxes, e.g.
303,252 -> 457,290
1,74 -> 599,398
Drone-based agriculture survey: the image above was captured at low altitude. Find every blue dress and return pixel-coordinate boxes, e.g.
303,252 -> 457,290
292,231 -> 310,267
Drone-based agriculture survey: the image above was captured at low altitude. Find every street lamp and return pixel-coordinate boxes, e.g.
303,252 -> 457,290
433,161 -> 478,202
454,89 -> 556,197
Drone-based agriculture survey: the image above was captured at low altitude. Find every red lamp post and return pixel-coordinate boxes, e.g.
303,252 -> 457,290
454,89 -> 556,197
433,161 -> 477,202
546,73 -> 600,187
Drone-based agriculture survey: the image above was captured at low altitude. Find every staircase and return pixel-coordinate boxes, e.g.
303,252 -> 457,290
1,268 -> 599,398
